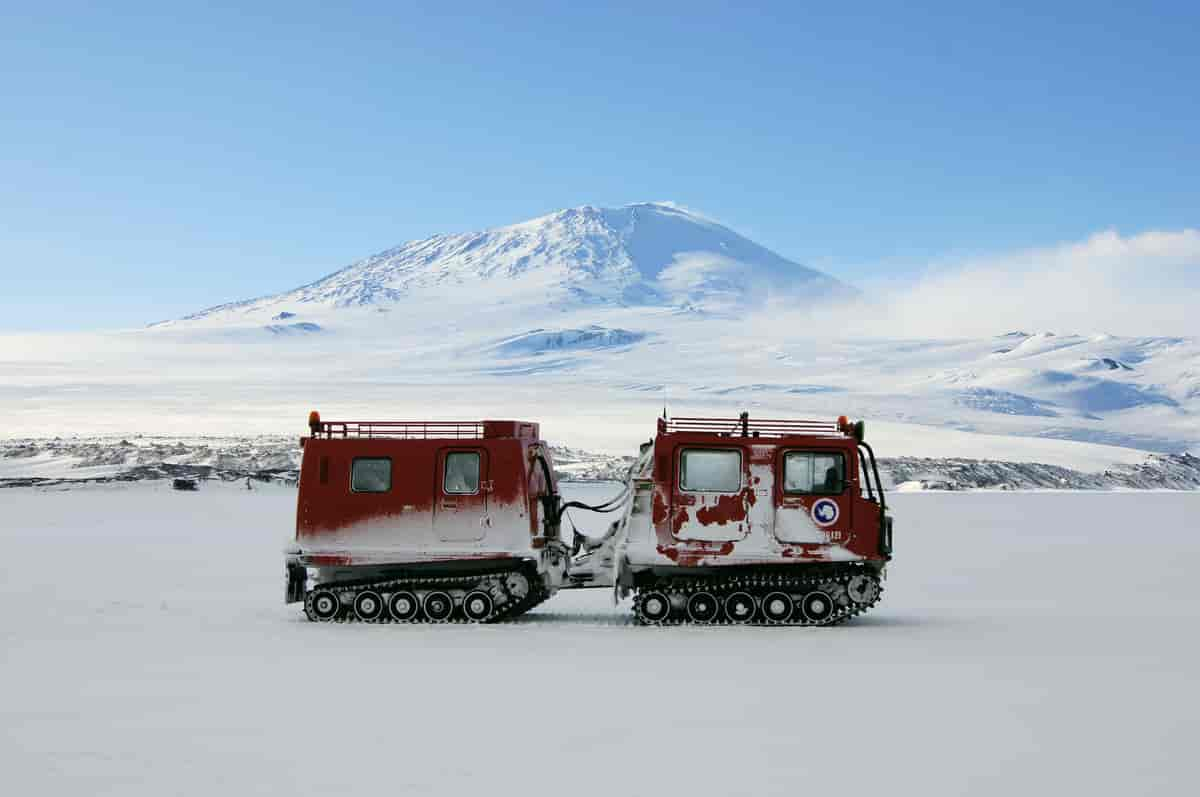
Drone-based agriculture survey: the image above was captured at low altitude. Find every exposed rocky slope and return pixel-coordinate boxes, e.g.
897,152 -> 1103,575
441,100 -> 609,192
883,453 -> 1200,491
4,436 -> 1197,491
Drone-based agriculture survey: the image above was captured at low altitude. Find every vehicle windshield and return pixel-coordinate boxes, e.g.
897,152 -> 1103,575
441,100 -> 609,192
783,451 -> 845,494
680,449 -> 741,492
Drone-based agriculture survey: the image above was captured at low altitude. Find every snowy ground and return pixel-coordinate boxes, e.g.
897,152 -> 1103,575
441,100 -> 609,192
3,483 -> 1198,796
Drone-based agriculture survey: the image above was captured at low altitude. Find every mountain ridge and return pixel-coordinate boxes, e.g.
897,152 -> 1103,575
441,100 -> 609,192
164,202 -> 849,326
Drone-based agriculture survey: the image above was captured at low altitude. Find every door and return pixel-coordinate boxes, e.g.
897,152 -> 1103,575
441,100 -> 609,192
672,447 -> 750,542
434,448 -> 490,542
774,449 -> 853,545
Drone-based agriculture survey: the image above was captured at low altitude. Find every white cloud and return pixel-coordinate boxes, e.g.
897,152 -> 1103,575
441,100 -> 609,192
847,228 -> 1200,338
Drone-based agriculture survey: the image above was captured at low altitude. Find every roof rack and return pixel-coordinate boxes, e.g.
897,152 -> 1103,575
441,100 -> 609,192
314,421 -> 485,440
659,415 -> 845,439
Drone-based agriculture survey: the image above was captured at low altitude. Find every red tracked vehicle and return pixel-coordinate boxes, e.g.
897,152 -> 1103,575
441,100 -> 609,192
285,413 -> 570,623
576,413 -> 894,625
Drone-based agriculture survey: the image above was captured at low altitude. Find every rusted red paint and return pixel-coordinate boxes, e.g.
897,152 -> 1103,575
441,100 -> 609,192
647,415 -> 887,567
780,544 -> 827,560
670,505 -> 688,536
651,489 -> 669,524
695,492 -> 746,526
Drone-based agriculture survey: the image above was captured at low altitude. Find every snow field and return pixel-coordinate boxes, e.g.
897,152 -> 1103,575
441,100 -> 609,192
1,484 -> 1198,796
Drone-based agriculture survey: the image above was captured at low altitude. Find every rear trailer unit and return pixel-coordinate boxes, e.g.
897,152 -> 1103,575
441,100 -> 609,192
285,413 -> 570,623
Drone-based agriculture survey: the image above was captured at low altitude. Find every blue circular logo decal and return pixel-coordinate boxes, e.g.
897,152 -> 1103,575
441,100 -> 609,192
811,498 -> 839,527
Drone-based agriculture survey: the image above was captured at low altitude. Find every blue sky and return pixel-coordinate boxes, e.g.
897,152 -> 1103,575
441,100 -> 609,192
2,1 -> 1197,330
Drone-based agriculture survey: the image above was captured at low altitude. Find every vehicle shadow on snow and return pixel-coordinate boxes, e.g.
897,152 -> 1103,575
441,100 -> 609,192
510,611 -> 635,626
839,613 -> 954,628
509,610 -> 945,629
280,609 -> 945,629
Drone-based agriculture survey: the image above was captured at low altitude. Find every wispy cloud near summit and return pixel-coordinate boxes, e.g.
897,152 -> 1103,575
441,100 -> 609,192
852,228 -> 1200,337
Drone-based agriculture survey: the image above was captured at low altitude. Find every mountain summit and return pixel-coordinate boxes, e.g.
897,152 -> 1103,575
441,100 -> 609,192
173,202 -> 849,325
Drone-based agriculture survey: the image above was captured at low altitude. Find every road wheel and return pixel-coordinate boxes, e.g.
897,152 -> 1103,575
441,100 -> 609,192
762,591 -> 794,624
462,590 -> 495,622
724,592 -> 756,624
388,591 -> 419,622
353,590 -> 384,621
686,592 -> 720,624
423,591 -> 454,622
802,591 -> 835,623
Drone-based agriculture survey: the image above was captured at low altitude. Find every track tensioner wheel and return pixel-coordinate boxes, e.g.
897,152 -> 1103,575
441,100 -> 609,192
846,574 -> 880,604
307,589 -> 342,622
637,590 -> 672,624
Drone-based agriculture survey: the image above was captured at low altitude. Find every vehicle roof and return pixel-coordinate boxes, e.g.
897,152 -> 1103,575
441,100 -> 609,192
309,419 -> 542,442
657,416 -> 853,443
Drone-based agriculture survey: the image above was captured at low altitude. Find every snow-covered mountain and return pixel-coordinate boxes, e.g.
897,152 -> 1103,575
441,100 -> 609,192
3,202 -> 1196,471
164,202 -> 849,327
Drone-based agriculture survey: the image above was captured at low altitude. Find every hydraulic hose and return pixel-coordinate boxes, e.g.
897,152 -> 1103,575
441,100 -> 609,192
559,478 -> 632,514
533,452 -> 632,519
559,490 -> 631,514
533,452 -> 556,497
532,453 -> 563,534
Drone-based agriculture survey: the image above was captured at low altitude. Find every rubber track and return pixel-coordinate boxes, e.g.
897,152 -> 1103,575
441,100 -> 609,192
504,579 -> 551,620
632,566 -> 884,627
304,565 -> 542,624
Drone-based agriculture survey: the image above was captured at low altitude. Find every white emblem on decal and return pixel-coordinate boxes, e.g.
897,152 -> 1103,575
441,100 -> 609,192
811,498 -> 839,527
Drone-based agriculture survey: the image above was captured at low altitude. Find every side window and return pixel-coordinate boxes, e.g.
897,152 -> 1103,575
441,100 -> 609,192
351,457 -> 391,493
784,452 -> 845,495
680,449 -> 741,492
444,451 -> 481,495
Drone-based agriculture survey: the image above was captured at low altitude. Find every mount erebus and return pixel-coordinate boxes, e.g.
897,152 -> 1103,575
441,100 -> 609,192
2,203 -> 1195,468
162,202 -> 850,329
